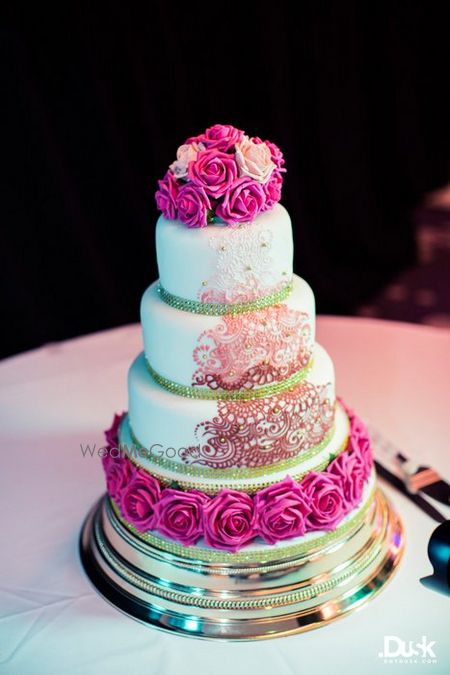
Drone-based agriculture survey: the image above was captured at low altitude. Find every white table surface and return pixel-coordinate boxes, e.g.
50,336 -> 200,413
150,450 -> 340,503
1,317 -> 449,675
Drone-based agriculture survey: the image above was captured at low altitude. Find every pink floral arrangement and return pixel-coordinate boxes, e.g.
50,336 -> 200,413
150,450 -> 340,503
101,404 -> 373,552
155,124 -> 286,227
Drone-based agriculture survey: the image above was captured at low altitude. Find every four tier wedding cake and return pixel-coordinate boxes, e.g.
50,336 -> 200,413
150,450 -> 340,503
81,124 -> 403,639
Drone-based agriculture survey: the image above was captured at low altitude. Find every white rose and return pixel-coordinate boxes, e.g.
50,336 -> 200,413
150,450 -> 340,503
235,136 -> 276,183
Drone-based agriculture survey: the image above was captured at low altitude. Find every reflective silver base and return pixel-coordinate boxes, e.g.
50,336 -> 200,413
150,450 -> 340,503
79,489 -> 404,640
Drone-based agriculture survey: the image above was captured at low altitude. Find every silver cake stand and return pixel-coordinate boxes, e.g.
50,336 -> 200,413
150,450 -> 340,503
79,489 -> 404,640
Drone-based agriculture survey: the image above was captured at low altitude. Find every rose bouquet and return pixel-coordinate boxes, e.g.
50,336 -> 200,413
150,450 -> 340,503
155,124 -> 286,227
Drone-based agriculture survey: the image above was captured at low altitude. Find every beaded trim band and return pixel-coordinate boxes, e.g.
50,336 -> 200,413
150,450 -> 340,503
122,433 -> 349,495
157,281 -> 293,316
125,418 -> 343,482
145,357 -> 313,401
108,480 -> 376,564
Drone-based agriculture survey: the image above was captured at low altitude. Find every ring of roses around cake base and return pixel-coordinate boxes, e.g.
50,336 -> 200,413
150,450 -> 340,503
101,406 -> 374,552
108,478 -> 376,564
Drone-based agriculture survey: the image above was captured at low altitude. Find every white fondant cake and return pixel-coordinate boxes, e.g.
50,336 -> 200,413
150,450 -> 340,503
156,203 -> 293,303
99,126 -> 375,557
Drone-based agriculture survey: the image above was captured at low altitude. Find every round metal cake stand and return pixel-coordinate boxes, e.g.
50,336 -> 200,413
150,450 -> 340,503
79,490 -> 404,641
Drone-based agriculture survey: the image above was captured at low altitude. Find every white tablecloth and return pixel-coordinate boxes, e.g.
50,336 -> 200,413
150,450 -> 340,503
1,318 -> 449,675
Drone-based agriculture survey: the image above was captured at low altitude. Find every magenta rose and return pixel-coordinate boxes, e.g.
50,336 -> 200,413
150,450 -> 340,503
176,183 -> 211,228
189,124 -> 244,151
102,412 -> 126,472
327,450 -> 366,510
119,469 -> 161,532
104,412 -> 125,448
155,170 -> 179,220
301,471 -> 346,531
355,436 -> 373,480
262,169 -> 283,210
104,456 -> 136,502
189,149 -> 238,198
265,140 -> 285,169
216,177 -> 266,224
203,489 -> 257,552
254,476 -> 311,544
155,488 -> 210,546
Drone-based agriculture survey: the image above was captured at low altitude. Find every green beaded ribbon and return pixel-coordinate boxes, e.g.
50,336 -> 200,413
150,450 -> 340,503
145,357 -> 313,401
157,281 -> 293,316
125,420 -> 342,482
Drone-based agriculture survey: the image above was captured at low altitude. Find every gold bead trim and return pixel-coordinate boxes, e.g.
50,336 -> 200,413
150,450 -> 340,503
108,481 -> 376,565
121,426 -> 348,495
145,357 -> 313,401
157,280 -> 293,316
124,422 -> 342,480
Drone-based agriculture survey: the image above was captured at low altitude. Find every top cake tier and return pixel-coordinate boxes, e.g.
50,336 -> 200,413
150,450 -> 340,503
156,203 -> 293,304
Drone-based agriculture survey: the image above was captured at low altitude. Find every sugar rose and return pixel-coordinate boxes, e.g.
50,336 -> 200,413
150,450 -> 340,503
328,450 -> 366,510
155,171 -> 179,220
235,136 -> 276,183
119,469 -> 161,532
203,489 -> 257,552
176,183 -> 211,228
216,177 -> 266,224
189,149 -> 238,198
301,472 -> 346,531
156,488 -> 210,546
104,456 -> 135,502
188,124 -> 244,151
254,476 -> 311,544
169,142 -> 204,179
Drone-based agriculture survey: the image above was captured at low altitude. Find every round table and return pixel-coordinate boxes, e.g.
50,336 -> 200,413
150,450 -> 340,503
1,318 -> 449,674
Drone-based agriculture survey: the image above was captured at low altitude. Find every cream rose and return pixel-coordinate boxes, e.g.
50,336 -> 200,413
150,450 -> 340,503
169,142 -> 205,179
235,136 -> 276,183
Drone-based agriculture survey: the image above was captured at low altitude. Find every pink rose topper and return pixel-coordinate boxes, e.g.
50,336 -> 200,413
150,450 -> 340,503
155,124 -> 285,227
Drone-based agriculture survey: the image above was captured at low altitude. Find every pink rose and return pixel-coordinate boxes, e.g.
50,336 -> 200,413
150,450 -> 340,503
355,436 -> 373,480
188,124 -> 244,151
155,488 -> 210,546
203,489 -> 257,552
189,149 -> 238,198
155,170 -> 179,220
169,142 -> 205,179
235,136 -> 276,183
104,412 -> 125,448
301,472 -> 346,531
102,412 -> 126,472
264,140 -> 285,170
215,177 -> 266,224
104,456 -> 136,502
119,469 -> 161,532
328,450 -> 366,510
176,183 -> 211,228
262,169 -> 283,210
254,476 -> 311,544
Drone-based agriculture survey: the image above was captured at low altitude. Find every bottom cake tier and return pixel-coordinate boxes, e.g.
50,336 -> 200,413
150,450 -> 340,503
80,401 -> 404,639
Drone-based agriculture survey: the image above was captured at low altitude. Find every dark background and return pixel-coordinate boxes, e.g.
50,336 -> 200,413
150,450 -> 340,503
3,3 -> 449,358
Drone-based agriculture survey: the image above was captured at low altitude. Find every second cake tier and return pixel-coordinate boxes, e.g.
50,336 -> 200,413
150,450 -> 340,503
127,342 -> 336,485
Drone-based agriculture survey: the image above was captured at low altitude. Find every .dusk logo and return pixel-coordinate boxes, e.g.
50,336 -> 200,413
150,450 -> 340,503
378,636 -> 437,664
